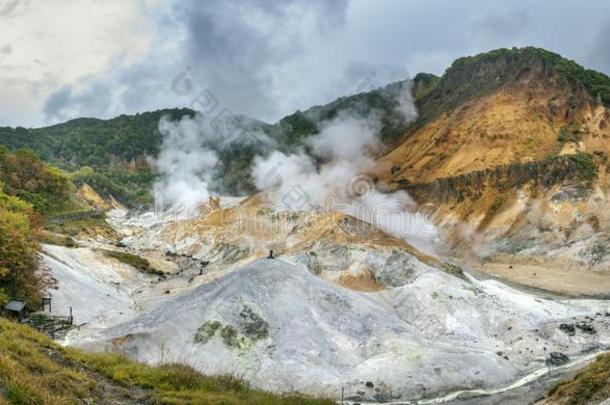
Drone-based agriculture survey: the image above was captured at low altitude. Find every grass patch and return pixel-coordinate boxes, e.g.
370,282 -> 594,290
35,230 -> 78,247
0,318 -> 333,404
45,214 -> 116,239
101,250 -> 163,276
523,138 -> 539,153
569,153 -> 598,183
547,352 -> 610,404
558,125 -> 583,143
0,318 -> 96,404
68,351 -> 333,405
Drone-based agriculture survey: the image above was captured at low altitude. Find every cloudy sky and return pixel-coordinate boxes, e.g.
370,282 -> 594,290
1,0 -> 609,127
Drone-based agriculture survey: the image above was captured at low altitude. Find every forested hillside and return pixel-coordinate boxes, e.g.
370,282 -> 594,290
0,146 -> 75,215
0,109 -> 194,206
0,81 -> 413,204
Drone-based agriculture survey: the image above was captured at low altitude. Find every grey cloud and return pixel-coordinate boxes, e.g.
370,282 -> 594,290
179,0 -> 350,120
42,86 -> 72,120
38,0 -> 350,124
473,8 -> 530,40
0,0 -> 20,16
588,20 -> 610,76
34,0 -> 610,127
343,61 -> 409,85
43,81 -> 113,122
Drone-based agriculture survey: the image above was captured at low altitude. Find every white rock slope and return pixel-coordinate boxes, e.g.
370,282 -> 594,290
67,257 -> 610,402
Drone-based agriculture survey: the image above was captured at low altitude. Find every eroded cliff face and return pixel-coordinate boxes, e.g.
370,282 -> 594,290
402,153 -> 605,204
408,167 -> 610,293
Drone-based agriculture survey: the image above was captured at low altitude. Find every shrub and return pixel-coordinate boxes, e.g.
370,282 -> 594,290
101,250 -> 162,275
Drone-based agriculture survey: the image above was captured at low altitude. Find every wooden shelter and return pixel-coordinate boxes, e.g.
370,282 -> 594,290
3,299 -> 28,321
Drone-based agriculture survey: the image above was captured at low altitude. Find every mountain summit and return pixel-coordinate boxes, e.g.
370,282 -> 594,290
380,47 -> 610,184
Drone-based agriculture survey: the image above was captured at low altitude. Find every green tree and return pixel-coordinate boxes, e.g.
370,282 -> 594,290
0,187 -> 42,305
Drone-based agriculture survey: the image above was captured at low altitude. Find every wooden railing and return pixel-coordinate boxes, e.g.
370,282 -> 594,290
27,313 -> 74,338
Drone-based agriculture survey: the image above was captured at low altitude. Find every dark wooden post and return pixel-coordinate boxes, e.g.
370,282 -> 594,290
69,307 -> 73,325
42,297 -> 52,313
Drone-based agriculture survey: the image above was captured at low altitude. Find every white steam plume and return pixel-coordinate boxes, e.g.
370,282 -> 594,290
153,116 -> 218,211
152,80 -> 438,252
153,111 -> 274,214
252,83 -> 439,253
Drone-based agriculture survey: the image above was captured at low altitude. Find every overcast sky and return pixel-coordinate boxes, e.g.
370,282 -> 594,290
1,0 -> 609,127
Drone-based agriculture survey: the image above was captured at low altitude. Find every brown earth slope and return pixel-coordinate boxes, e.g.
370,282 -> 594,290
378,47 -> 610,185
373,47 -> 610,297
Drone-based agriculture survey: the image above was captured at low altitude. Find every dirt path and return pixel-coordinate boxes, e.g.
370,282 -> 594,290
45,347 -> 154,404
465,261 -> 610,298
